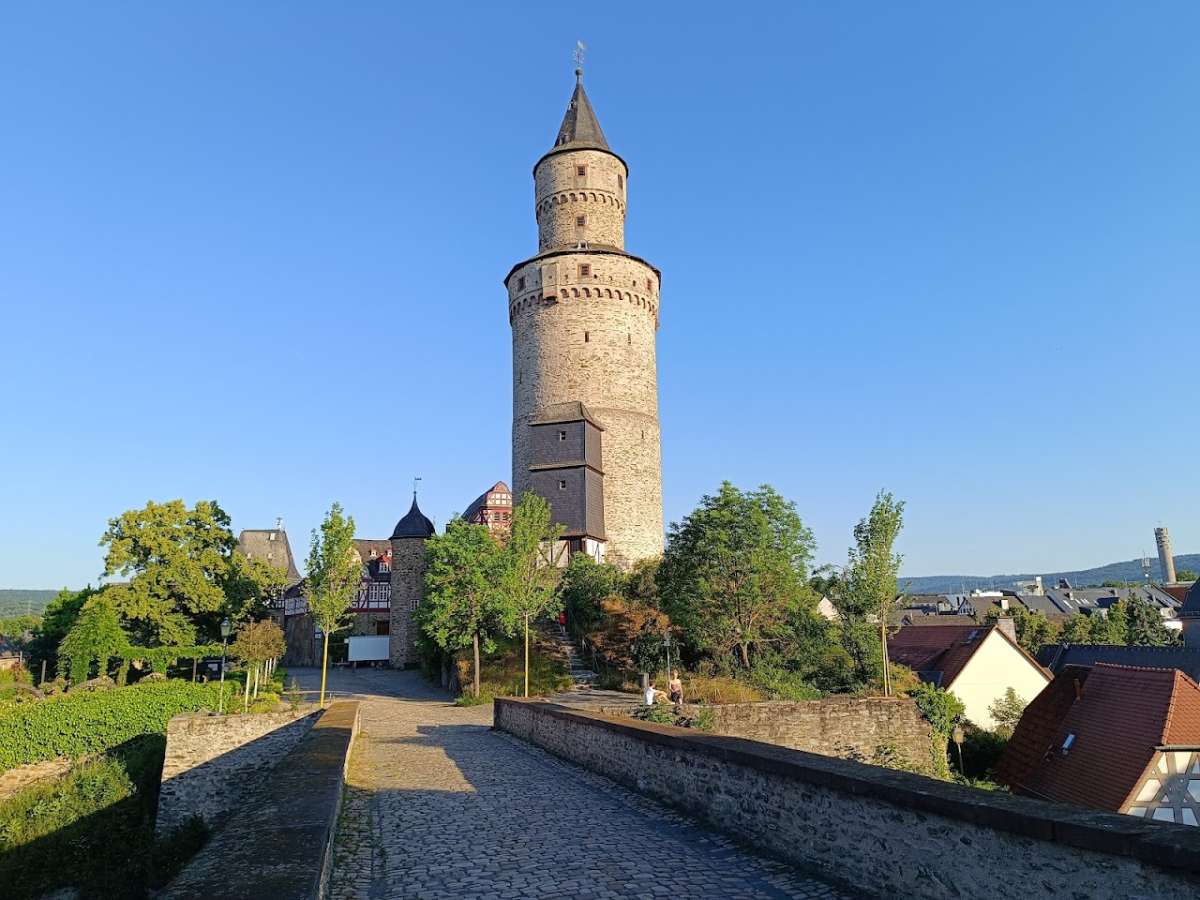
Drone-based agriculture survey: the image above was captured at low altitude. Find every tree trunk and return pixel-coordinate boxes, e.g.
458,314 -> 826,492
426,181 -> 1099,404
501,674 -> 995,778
243,663 -> 251,711
320,632 -> 330,708
473,631 -> 481,699
738,641 -> 750,670
880,622 -> 892,697
524,612 -> 530,699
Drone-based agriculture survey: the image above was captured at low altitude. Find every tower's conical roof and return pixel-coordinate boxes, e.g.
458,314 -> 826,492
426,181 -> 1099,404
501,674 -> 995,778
552,71 -> 609,151
391,495 -> 435,540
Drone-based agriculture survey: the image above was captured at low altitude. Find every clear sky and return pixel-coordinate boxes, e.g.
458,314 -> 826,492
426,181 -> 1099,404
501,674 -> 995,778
2,2 -> 1197,589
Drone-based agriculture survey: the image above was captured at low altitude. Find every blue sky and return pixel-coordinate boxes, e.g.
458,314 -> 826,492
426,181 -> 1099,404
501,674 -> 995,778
2,2 -> 1197,589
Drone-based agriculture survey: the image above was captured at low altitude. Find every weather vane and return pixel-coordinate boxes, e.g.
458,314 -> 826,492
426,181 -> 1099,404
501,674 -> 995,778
413,475 -> 422,498
574,40 -> 586,79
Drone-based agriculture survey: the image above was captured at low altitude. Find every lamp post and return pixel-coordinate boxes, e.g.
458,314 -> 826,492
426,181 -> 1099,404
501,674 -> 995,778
952,724 -> 965,774
218,617 -> 231,714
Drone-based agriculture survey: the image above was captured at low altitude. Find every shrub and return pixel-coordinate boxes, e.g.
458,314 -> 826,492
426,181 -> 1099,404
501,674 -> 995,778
633,703 -> 677,725
748,665 -> 823,701
909,682 -> 966,779
0,679 -> 229,770
952,726 -> 1008,781
677,674 -> 765,704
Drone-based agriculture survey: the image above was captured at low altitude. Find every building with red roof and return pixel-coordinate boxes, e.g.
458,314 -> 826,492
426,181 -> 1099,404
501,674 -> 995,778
888,622 -> 1051,728
997,663 -> 1200,826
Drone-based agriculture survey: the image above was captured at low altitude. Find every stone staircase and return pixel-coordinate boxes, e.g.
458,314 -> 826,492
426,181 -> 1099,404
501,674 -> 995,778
548,625 -> 599,690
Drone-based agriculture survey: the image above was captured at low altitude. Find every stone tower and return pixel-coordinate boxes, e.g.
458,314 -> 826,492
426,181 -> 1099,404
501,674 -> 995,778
505,68 -> 663,569
389,494 -> 435,667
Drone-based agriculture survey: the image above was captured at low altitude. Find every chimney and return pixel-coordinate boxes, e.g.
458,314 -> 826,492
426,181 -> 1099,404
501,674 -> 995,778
994,617 -> 1017,643
1155,527 -> 1177,583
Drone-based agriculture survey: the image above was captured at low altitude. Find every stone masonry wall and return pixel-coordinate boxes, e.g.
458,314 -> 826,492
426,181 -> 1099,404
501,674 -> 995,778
678,698 -> 933,773
495,700 -> 1200,900
156,708 -> 317,837
509,246 -> 663,568
389,537 -> 425,667
535,148 -> 627,249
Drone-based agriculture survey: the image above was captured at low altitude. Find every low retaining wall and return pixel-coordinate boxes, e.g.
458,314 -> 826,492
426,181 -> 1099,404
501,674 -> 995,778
157,707 -> 319,836
681,697 -> 932,771
161,701 -> 360,900
495,698 -> 1200,900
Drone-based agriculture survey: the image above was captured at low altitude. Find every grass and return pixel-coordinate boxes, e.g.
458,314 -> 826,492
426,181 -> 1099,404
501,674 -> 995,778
453,636 -> 573,705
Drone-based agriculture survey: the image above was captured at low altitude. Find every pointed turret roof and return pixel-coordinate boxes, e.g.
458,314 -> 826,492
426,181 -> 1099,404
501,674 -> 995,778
391,495 -> 435,540
552,70 -> 609,151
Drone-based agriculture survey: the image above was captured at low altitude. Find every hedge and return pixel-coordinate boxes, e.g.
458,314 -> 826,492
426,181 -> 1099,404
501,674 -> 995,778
0,680 -> 230,770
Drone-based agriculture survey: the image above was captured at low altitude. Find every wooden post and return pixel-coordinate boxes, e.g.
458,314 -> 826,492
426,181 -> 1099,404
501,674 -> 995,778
40,659 -> 47,685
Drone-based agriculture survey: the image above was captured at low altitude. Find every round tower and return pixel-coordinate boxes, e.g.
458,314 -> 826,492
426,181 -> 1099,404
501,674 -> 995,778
389,494 -> 435,667
505,68 -> 663,568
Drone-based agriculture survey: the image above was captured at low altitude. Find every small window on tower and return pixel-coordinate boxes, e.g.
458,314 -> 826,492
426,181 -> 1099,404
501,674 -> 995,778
576,165 -> 586,177
617,173 -> 624,189
558,480 -> 567,490
517,276 -> 525,290
579,263 -> 590,277
558,430 -> 567,441
576,215 -> 586,227
584,331 -> 590,342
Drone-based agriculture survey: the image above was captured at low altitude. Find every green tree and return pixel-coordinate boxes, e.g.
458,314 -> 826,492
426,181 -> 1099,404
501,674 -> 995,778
987,687 -> 1027,738
1124,594 -> 1176,646
1059,613 -> 1095,644
498,493 -> 563,697
305,502 -> 359,707
834,491 -> 905,693
623,557 -> 661,609
419,519 -> 506,698
657,482 -> 817,671
27,587 -> 98,679
1175,569 -> 1197,583
221,550 -> 291,626
231,619 -> 286,706
100,500 -> 235,647
58,596 -> 130,685
1091,600 -> 1129,644
560,553 -> 625,635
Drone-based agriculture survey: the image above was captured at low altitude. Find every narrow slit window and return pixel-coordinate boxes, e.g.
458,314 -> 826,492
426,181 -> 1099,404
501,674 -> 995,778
558,430 -> 567,442
576,165 -> 586,177
617,173 -> 624,189
579,263 -> 590,277
584,331 -> 590,342
517,276 -> 525,290
558,480 -> 567,490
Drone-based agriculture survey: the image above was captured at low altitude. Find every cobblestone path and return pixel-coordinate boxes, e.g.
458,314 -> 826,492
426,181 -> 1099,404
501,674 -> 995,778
310,668 -> 854,900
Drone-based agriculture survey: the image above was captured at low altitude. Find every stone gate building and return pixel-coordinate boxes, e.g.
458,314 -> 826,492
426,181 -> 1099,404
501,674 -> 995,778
505,68 -> 664,570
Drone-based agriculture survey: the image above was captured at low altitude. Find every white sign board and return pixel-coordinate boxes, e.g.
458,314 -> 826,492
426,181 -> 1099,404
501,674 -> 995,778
347,635 -> 390,662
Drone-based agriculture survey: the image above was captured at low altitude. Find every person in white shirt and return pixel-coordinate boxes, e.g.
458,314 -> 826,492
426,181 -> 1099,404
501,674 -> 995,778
643,680 -> 659,705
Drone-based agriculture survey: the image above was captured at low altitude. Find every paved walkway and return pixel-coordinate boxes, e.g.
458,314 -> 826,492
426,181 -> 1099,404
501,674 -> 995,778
289,668 -> 853,900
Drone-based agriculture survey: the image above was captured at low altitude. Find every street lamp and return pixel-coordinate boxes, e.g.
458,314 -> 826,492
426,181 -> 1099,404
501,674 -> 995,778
218,618 -> 232,714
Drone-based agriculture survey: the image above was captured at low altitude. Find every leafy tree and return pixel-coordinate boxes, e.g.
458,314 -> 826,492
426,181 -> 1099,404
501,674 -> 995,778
100,500 -> 235,647
231,619 -> 286,705
623,557 -> 661,609
1091,600 -> 1129,645
909,682 -> 966,778
58,596 -> 130,685
1175,569 -> 1198,583
497,493 -> 563,697
419,519 -> 506,698
221,550 -> 291,626
27,587 -> 98,679
1059,613 -> 1096,644
987,687 -> 1027,737
658,482 -> 817,671
834,491 -> 905,693
560,553 -> 624,635
1124,594 -> 1176,646
305,502 -> 359,707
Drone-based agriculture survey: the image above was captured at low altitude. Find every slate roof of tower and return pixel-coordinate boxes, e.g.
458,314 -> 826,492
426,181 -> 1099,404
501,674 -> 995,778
237,529 -> 303,584
530,401 -> 604,430
391,497 -> 435,540
996,664 -> 1200,812
552,76 -> 609,152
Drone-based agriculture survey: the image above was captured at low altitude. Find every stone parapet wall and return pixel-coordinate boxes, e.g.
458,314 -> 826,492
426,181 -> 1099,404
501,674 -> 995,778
678,697 -> 933,773
162,701 -> 360,900
495,699 -> 1200,900
156,708 -> 318,837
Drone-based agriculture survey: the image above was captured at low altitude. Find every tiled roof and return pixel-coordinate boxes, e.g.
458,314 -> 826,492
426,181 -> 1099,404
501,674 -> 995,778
462,481 -> 511,523
997,664 -> 1200,812
888,624 -> 993,687
237,529 -> 303,584
1036,644 -> 1200,682
352,539 -> 391,581
551,77 -> 609,153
